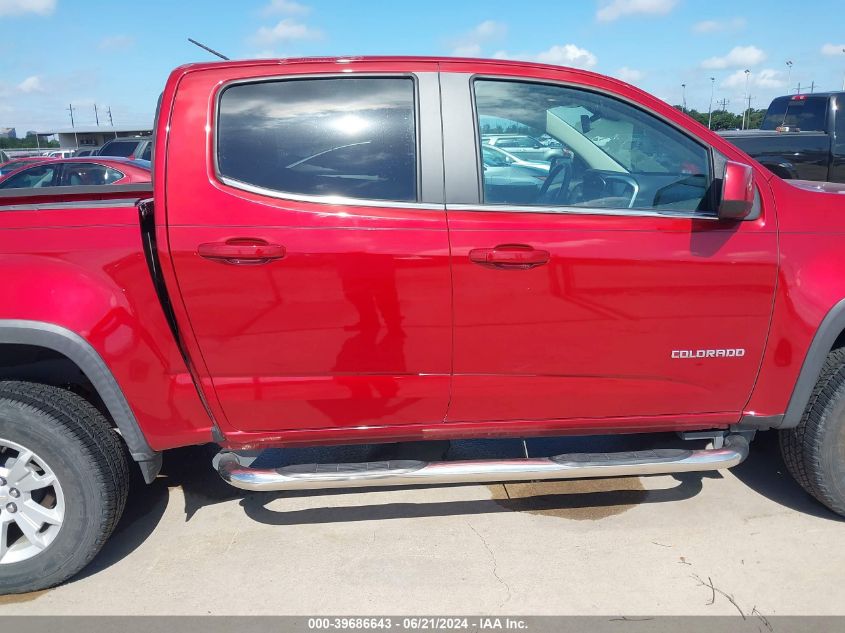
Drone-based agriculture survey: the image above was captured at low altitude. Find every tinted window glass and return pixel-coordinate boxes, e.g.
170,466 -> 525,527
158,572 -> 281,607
140,143 -> 152,161
61,163 -> 124,186
761,96 -> 828,131
99,141 -> 139,157
0,164 -> 59,188
474,79 -> 711,212
218,77 -> 417,202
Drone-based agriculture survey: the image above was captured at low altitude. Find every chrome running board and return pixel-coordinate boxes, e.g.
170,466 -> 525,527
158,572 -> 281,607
216,435 -> 749,492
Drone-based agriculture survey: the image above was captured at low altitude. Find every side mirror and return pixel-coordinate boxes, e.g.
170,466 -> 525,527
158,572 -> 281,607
718,161 -> 755,220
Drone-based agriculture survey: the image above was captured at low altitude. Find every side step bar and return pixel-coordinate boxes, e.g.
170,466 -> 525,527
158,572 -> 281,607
217,435 -> 749,492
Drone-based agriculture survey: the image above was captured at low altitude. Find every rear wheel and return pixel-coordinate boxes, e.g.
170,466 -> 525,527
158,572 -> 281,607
0,382 -> 129,594
780,348 -> 845,516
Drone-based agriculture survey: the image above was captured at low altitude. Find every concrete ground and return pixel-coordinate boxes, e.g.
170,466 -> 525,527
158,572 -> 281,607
0,430 -> 842,616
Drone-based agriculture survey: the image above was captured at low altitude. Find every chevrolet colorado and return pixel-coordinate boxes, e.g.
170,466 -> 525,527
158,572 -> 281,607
1,56 -> 845,594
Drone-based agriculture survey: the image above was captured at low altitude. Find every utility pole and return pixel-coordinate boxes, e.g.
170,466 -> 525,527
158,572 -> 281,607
809,81 -> 815,94
717,97 -> 729,111
66,103 -> 79,148
786,60 -> 793,90
107,106 -> 114,127
742,69 -> 751,130
94,104 -> 100,126
681,83 -> 687,112
707,77 -> 716,129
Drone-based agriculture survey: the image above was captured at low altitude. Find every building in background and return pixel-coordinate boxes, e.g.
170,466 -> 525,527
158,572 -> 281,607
35,125 -> 153,149
0,127 -> 17,139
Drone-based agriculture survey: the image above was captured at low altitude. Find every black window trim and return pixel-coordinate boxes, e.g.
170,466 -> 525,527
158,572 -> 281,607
212,72 -> 440,210
464,73 -> 723,221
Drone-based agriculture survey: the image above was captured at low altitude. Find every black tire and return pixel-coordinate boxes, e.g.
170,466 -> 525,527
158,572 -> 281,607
780,348 -> 845,516
0,381 -> 129,594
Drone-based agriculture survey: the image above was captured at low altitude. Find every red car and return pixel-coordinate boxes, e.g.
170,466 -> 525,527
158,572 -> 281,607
1,56 -> 845,593
0,156 -> 150,188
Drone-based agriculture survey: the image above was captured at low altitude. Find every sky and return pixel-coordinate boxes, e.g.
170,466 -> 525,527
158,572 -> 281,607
1,0 -> 844,133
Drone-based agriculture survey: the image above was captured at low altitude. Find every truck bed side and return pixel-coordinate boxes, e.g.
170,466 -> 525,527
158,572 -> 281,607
0,185 -> 214,462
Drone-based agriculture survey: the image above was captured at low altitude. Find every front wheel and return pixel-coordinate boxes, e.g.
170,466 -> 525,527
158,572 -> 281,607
0,382 -> 129,594
780,348 -> 845,517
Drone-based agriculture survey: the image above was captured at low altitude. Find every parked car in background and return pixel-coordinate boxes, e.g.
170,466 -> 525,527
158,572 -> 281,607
0,157 -> 150,188
73,147 -> 100,157
98,136 -> 152,161
482,133 -> 566,162
0,156 -> 58,177
721,92 -> 844,183
45,150 -> 75,159
481,144 -> 552,203
4,56 -> 845,595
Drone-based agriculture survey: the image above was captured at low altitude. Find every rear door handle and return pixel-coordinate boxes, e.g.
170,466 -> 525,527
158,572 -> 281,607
197,238 -> 286,265
469,244 -> 550,270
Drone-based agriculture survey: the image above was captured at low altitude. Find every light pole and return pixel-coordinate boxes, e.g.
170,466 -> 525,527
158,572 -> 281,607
681,83 -> 687,112
786,60 -> 793,91
742,69 -> 751,129
707,77 -> 716,129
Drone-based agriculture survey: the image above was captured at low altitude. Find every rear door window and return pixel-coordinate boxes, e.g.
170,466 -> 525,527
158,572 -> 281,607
217,77 -> 417,202
60,163 -> 124,186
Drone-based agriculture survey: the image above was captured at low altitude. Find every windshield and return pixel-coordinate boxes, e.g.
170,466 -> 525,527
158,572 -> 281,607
761,96 -> 828,131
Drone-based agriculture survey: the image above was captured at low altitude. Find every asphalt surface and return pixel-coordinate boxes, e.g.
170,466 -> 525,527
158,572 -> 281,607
0,430 -> 843,616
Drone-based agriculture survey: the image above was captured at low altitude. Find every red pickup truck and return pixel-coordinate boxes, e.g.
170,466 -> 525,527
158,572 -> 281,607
2,56 -> 845,594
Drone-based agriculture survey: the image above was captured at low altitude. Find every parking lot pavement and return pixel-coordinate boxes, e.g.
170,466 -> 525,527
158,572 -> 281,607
0,431 -> 842,616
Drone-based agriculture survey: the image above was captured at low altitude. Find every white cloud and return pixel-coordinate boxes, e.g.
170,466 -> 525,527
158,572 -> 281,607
692,17 -> 746,33
596,0 -> 677,22
450,20 -> 507,57
16,75 -> 44,93
98,35 -> 135,51
0,0 -> 55,16
536,44 -> 598,68
722,68 -> 785,90
260,0 -> 309,16
251,19 -> 321,46
495,44 -> 598,69
701,45 -> 766,69
821,43 -> 845,56
615,66 -> 644,82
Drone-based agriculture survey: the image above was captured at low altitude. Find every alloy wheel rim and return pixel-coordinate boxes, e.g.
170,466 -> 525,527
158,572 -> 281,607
0,439 -> 65,564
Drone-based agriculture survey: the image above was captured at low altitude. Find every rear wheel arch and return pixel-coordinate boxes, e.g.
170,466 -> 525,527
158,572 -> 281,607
0,320 -> 160,482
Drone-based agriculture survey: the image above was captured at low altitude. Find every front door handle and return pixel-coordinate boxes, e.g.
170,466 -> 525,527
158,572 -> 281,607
469,244 -> 550,270
197,238 -> 286,265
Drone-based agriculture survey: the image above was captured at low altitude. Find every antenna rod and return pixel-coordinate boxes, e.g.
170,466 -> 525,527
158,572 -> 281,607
188,38 -> 229,60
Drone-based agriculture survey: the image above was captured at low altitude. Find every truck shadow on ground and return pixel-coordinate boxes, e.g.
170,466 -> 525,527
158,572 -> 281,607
77,431 -> 842,582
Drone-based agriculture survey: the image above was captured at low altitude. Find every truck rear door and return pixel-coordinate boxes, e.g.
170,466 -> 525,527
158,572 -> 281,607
163,61 -> 451,434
